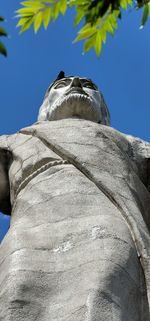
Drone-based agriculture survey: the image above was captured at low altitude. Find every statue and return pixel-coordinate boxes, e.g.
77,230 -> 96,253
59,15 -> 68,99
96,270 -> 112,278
0,72 -> 149,321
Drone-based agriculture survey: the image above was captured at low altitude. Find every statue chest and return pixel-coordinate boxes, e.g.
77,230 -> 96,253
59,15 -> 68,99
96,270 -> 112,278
8,120 -> 140,210
7,121 -> 150,254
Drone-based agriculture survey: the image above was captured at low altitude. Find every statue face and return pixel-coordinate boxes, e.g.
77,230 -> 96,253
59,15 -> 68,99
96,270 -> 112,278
38,77 -> 110,125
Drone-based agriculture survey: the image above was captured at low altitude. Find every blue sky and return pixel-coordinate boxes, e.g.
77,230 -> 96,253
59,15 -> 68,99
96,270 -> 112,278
0,1 -> 150,241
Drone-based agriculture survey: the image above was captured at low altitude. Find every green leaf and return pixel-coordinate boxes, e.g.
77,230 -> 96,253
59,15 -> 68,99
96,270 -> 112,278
0,16 -> 4,22
69,0 -> 89,7
100,29 -> 106,43
21,1 -> 45,7
34,11 -> 43,32
120,0 -> 128,10
94,31 -> 102,56
16,8 -> 34,14
74,22 -> 97,42
0,26 -> 7,37
0,41 -> 7,56
17,17 -> 31,27
140,4 -> 149,28
43,8 -> 51,29
84,34 -> 96,53
39,0 -> 53,2
19,16 -> 34,32
78,23 -> 92,33
104,20 -> 114,34
16,11 -> 35,18
74,28 -> 96,42
60,0 -> 67,15
119,0 -> 132,10
16,7 -> 41,16
52,3 -> 60,21
74,9 -> 85,26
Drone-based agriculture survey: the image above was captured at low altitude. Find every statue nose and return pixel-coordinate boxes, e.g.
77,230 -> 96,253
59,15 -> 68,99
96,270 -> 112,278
70,77 -> 82,88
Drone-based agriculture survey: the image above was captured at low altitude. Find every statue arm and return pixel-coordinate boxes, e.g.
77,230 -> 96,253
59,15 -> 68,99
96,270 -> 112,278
126,134 -> 150,192
0,136 -> 12,214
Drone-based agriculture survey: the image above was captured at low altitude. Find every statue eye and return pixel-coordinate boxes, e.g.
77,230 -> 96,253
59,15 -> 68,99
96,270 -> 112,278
54,80 -> 70,89
83,82 -> 97,90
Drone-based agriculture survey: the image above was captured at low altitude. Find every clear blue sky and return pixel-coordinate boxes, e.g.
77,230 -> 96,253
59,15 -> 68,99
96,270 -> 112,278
0,1 -> 150,241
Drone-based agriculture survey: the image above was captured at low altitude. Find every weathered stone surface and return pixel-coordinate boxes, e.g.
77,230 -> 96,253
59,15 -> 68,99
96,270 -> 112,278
0,119 -> 150,320
0,75 -> 150,320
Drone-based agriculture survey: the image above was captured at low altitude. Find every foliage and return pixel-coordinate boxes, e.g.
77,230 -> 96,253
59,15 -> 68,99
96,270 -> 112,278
15,0 -> 150,57
0,16 -> 7,57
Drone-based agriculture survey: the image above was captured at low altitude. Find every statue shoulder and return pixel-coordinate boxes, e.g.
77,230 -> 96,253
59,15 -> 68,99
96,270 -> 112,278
102,126 -> 150,190
123,133 -> 150,191
0,132 -> 19,151
0,134 -> 9,151
124,133 -> 150,162
104,125 -> 150,161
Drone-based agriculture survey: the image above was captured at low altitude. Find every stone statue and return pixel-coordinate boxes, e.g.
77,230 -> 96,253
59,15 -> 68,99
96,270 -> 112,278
0,72 -> 150,321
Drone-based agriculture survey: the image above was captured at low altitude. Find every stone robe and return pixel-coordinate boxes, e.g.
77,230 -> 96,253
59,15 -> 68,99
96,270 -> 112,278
0,119 -> 150,321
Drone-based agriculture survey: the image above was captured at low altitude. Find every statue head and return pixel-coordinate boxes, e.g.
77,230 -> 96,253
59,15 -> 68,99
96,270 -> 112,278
38,72 -> 110,125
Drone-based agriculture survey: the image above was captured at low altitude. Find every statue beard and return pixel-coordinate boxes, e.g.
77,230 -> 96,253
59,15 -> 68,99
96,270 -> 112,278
47,93 -> 100,122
